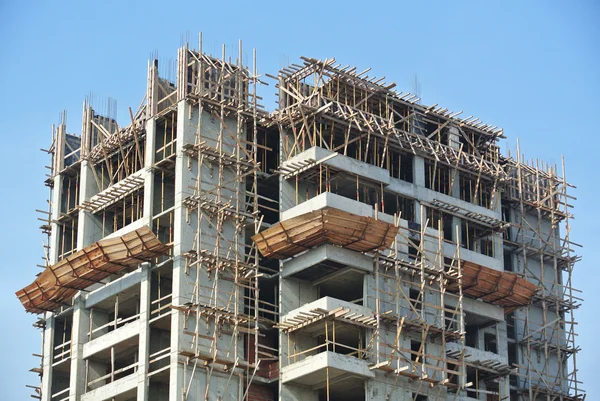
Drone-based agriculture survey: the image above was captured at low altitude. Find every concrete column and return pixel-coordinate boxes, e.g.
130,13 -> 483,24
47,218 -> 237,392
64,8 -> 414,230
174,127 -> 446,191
137,263 -> 152,400
69,294 -> 90,400
448,126 -> 460,150
40,315 -> 55,401
413,156 -> 425,225
452,216 -> 461,244
169,100 -> 197,401
77,160 -> 101,248
48,174 -> 63,264
451,169 -> 461,199
412,156 -> 425,188
142,118 -> 157,226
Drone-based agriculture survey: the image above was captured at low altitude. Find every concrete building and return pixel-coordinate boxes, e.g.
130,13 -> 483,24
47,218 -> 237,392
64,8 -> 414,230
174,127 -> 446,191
17,39 -> 584,401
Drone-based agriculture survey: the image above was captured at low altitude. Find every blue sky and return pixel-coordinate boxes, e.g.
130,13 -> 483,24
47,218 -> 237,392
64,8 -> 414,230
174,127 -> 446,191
0,1 -> 597,399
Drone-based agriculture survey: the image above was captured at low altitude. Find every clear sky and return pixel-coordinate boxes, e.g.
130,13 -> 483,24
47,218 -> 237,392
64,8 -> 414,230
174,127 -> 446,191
0,1 -> 597,400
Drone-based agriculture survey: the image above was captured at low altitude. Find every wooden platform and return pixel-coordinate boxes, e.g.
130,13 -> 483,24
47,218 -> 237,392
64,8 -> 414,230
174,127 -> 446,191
16,226 -> 170,313
448,261 -> 539,310
252,207 -> 398,259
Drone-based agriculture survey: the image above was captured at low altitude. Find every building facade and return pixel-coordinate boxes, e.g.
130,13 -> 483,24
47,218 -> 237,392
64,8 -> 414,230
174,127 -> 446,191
17,40 -> 583,401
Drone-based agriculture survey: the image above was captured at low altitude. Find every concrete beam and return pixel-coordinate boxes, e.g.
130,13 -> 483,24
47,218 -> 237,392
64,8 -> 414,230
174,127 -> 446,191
281,351 -> 374,386
82,321 -> 140,359
85,269 -> 142,308
283,146 -> 390,186
80,372 -> 137,401
282,244 -> 372,279
446,296 -> 504,323
283,296 -> 372,322
444,242 -> 503,271
282,192 -> 374,221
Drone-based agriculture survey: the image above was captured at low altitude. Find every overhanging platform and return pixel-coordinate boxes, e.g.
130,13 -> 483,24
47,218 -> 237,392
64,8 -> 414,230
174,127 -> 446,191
252,207 -> 398,259
448,261 -> 538,311
281,351 -> 374,388
16,226 -> 170,313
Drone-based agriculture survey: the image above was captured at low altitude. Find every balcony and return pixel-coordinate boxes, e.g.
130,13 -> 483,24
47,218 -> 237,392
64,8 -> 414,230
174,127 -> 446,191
447,260 -> 538,310
282,351 -> 374,388
253,201 -> 397,260
282,243 -> 371,283
446,342 -> 510,375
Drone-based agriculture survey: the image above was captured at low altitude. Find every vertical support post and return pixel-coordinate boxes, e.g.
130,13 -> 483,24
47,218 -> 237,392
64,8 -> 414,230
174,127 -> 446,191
69,294 -> 90,401
137,262 -> 152,400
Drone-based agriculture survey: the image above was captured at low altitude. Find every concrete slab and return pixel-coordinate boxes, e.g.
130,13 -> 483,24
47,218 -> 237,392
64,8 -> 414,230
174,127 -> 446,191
281,351 -> 374,388
282,296 -> 372,323
446,296 -> 504,323
283,146 -> 390,186
83,321 -> 140,359
282,244 -> 373,280
282,192 -> 374,221
85,269 -> 142,308
446,342 -> 509,370
81,372 -> 137,401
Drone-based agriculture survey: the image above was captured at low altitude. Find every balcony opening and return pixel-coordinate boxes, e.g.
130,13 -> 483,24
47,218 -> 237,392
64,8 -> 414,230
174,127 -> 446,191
318,377 -> 365,401
461,220 -> 495,257
152,207 -> 173,251
255,176 -> 280,225
155,112 -> 177,163
444,304 -> 460,332
426,207 -> 453,241
425,160 -> 452,195
246,330 -> 279,380
152,170 -> 175,216
412,393 -> 428,401
317,323 -> 366,357
150,265 -> 173,328
465,324 -> 478,348
247,275 -> 278,323
50,368 -> 70,401
506,312 -> 516,340
148,327 -> 170,379
484,332 -> 497,354
88,288 -> 140,342
409,288 -> 422,314
459,174 -> 492,208
411,339 -> 423,362
408,238 -> 421,261
504,251 -> 514,272
447,361 -> 460,386
389,150 -> 414,183
255,126 -> 279,176
383,191 -> 415,222
86,342 -> 139,391
318,270 -> 364,305
424,118 -> 448,145
53,314 -> 73,366
93,187 -> 144,239
508,342 -> 517,367
57,218 -> 78,261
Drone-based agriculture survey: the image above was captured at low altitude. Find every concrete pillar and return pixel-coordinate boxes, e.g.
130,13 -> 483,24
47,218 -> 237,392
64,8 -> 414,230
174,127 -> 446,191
412,156 -> 425,188
169,100 -> 196,401
69,294 -> 90,400
413,156 -> 425,225
452,216 -> 461,244
40,316 -> 55,401
48,174 -> 63,264
447,126 -> 460,150
77,160 -> 102,248
142,118 -> 157,226
137,263 -> 152,400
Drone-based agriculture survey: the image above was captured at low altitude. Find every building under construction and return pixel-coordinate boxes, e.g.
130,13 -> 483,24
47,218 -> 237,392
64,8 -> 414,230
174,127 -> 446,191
17,37 -> 584,401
